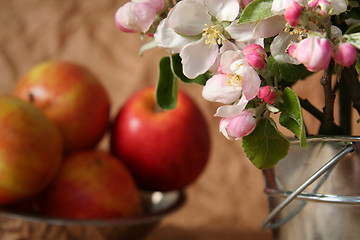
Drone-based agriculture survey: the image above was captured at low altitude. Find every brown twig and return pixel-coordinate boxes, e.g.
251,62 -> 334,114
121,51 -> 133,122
341,66 -> 360,117
319,60 -> 343,134
299,98 -> 324,122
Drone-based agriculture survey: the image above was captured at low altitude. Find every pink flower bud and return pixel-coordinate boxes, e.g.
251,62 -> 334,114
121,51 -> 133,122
242,44 -> 267,70
284,1 -> 303,27
115,0 -> 163,33
333,43 -> 357,68
134,0 -> 164,12
222,110 -> 258,139
288,37 -> 333,72
258,86 -> 277,104
240,0 -> 254,9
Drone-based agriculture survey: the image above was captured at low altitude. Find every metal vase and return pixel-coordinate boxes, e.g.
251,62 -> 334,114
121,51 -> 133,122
262,136 -> 360,240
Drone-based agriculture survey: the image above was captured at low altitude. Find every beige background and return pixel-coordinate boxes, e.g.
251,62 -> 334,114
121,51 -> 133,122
0,1 -> 358,239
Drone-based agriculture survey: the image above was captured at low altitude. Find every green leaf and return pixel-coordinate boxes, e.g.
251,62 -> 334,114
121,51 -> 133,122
344,33 -> 360,49
345,22 -> 360,34
156,56 -> 178,110
268,56 -> 312,83
171,54 -> 210,85
278,87 -> 307,148
238,0 -> 274,24
242,118 -> 290,169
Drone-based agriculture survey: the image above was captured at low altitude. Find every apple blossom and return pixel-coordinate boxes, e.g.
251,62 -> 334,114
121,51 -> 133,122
154,0 -> 242,79
242,44 -> 267,70
202,50 -> 261,105
219,109 -> 258,140
333,43 -> 358,68
115,0 -> 164,33
284,1 -> 303,27
258,86 -> 277,105
288,37 -> 333,72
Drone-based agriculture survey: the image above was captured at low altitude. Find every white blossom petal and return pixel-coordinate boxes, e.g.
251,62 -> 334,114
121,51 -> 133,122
241,67 -> 261,100
329,0 -> 347,15
253,15 -> 287,39
134,3 -> 157,32
226,21 -> 257,41
202,74 -> 242,104
271,0 -> 295,14
167,0 -> 212,36
205,0 -> 239,22
208,41 -> 240,73
133,0 -> 164,12
180,39 -> 218,79
270,31 -> 300,64
235,38 -> 264,49
154,19 -> 196,54
331,25 -> 342,39
220,50 -> 244,73
219,118 -> 234,140
214,97 -> 248,117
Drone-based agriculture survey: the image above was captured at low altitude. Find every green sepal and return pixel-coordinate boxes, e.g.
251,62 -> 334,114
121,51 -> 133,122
345,22 -> 360,34
344,32 -> 360,49
242,118 -> 290,169
238,0 -> 274,24
278,87 -> 307,148
156,56 -> 178,110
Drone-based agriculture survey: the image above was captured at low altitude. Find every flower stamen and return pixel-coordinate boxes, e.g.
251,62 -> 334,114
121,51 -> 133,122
226,73 -> 242,87
202,24 -> 226,47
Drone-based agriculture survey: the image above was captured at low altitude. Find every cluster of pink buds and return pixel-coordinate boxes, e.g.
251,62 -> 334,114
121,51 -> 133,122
288,37 -> 357,72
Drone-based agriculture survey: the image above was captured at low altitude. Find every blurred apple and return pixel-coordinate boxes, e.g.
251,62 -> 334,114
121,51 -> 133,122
38,150 -> 142,219
0,96 -> 63,205
13,61 -> 110,152
110,86 -> 210,192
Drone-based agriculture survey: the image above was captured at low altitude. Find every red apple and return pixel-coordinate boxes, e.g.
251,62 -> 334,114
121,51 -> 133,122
110,86 -> 210,192
0,96 -> 63,205
38,150 -> 142,219
12,61 -> 111,152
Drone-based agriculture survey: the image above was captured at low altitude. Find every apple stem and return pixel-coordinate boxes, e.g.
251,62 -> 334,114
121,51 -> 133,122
154,104 -> 165,113
28,92 -> 35,103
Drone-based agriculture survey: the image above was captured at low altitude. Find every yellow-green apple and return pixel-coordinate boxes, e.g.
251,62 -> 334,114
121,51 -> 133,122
38,150 -> 142,219
0,96 -> 63,205
12,61 -> 110,152
110,86 -> 210,192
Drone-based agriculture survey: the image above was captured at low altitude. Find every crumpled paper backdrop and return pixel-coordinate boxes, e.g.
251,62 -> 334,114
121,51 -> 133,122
1,1 -> 358,240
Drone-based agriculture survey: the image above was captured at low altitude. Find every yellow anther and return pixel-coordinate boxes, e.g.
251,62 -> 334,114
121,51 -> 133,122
226,73 -> 242,87
202,24 -> 226,47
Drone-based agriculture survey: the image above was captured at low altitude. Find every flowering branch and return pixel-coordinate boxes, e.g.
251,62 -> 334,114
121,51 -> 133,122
114,0 -> 360,169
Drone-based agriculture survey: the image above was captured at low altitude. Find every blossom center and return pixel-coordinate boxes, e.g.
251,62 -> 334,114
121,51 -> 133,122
226,73 -> 242,87
202,24 -> 226,47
